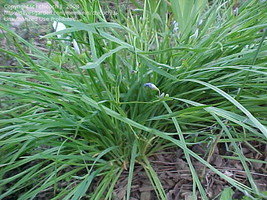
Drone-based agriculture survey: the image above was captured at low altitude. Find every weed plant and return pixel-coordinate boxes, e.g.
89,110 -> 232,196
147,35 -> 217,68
0,0 -> 266,199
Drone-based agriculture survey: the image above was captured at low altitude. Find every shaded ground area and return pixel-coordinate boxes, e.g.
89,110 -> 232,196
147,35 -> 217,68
113,142 -> 267,199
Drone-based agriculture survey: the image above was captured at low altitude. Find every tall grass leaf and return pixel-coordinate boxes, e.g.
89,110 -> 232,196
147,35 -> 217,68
69,168 -> 103,200
183,79 -> 267,138
81,46 -> 127,69
163,101 -> 208,200
126,140 -> 137,200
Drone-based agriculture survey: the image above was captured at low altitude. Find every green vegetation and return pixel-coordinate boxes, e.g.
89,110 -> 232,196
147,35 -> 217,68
0,0 -> 266,199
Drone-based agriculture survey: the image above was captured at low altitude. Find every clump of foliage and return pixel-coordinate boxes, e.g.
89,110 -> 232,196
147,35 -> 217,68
0,0 -> 266,199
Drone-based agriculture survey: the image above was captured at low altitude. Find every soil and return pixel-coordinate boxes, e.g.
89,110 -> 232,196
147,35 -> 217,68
112,142 -> 267,200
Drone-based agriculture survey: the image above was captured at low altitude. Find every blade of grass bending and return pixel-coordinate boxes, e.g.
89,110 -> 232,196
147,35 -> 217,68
213,114 -> 260,197
81,46 -> 127,69
37,13 -> 131,30
162,101 -> 207,200
142,58 -> 176,80
183,79 -> 267,138
42,27 -> 81,38
69,168 -> 103,200
221,156 -> 267,165
172,98 -> 262,137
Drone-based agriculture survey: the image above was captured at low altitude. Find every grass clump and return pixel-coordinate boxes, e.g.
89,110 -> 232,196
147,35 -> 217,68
0,0 -> 267,199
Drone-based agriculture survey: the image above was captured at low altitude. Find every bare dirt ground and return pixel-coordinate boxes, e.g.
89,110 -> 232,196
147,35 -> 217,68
112,143 -> 267,199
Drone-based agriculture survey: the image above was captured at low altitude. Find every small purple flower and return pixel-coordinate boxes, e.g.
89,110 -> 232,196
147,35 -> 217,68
144,83 -> 159,91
